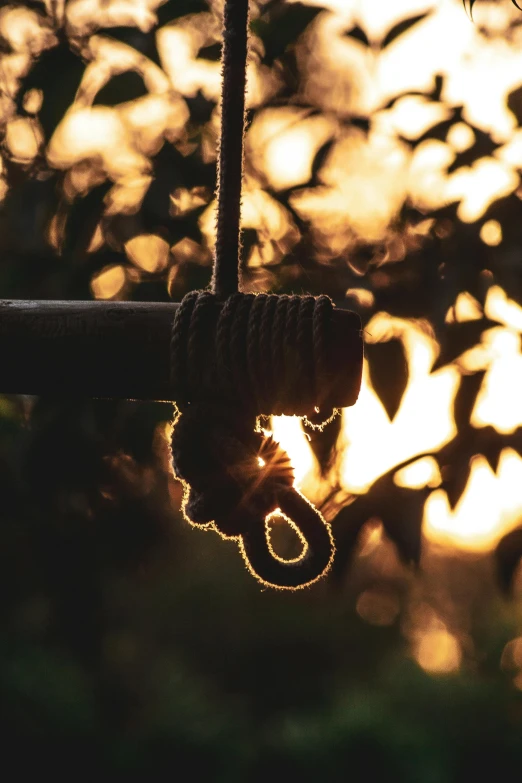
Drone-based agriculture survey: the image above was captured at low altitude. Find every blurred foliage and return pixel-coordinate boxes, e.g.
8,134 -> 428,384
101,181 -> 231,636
466,0 -> 522,17
2,0 -> 522,776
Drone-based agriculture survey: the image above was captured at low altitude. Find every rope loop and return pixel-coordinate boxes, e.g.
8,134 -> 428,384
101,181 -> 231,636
170,398 -> 334,588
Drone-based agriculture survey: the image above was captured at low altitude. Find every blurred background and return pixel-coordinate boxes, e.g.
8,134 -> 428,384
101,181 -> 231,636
2,0 -> 522,777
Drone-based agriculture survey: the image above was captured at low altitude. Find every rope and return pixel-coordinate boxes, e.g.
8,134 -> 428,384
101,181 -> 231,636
170,292 -> 335,417
212,0 -> 249,300
170,0 -> 336,589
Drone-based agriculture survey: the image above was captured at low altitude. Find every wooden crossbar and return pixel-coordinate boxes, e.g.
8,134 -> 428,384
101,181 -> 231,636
0,300 -> 363,405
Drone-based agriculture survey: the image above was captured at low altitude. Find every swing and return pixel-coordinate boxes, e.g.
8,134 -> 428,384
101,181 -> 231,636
0,0 -> 363,589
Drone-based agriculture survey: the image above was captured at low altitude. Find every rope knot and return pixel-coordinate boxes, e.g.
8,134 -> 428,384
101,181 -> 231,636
171,402 -> 294,537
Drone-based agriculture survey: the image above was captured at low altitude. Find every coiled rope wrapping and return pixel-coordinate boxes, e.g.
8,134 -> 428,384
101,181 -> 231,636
170,291 -> 337,589
171,291 -> 337,417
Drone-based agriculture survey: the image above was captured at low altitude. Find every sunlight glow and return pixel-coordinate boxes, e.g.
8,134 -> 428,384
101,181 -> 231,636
447,158 -> 519,223
415,626 -> 461,674
424,450 -> 522,551
5,117 -> 41,162
394,457 -> 442,489
340,315 -> 459,494
446,122 -> 476,153
291,129 -> 409,246
501,637 -> 522,671
356,588 -> 400,626
67,0 -> 163,35
156,20 -> 221,100
470,328 -> 522,434
270,416 -> 321,499
485,285 -> 522,331
445,292 -> 483,323
250,108 -> 335,191
480,220 -> 503,246
125,234 -> 169,273
91,265 -> 126,300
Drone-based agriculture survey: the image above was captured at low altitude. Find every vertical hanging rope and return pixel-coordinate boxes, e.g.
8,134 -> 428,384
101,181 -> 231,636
212,0 -> 250,300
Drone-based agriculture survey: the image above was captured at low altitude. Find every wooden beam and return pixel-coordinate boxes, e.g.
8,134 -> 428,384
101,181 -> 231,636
0,299 -> 363,406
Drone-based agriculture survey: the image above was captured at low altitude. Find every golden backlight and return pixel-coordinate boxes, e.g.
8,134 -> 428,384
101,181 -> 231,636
2,0 -> 522,655
266,1 -> 522,565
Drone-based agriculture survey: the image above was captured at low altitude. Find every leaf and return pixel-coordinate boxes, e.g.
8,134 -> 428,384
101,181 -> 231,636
309,139 -> 335,185
302,411 -> 342,475
328,502 -> 370,585
330,452 -> 438,584
343,26 -> 370,47
464,0 -> 522,19
441,457 -> 473,509
434,374 -> 485,507
504,427 -> 522,458
379,90 -> 429,112
255,3 -> 324,65
93,71 -> 148,106
432,322 -> 493,370
366,338 -> 409,421
20,42 -> 85,140
141,142 -> 212,225
156,0 -> 208,26
463,0 -> 476,19
101,28 -> 161,66
446,127 -> 498,175
185,90 -> 216,125
62,181 -> 111,259
429,74 -> 444,103
473,425 -> 510,474
379,486 -> 425,565
380,13 -> 431,49
507,85 -> 522,126
351,117 -> 371,134
452,371 -> 485,434
415,108 -> 463,145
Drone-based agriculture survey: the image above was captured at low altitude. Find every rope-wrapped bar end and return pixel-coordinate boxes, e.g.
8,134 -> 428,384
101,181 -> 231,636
170,291 -> 363,418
